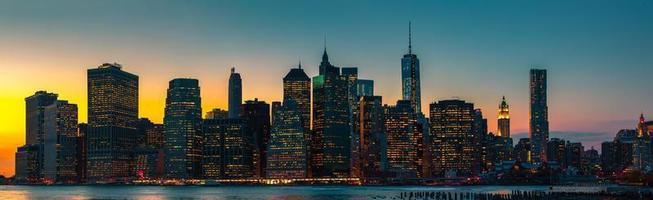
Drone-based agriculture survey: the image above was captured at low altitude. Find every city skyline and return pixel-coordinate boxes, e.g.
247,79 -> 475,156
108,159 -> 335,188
1,0 -> 653,177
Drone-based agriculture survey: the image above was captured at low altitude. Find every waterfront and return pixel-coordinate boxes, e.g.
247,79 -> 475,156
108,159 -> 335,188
0,185 -> 644,200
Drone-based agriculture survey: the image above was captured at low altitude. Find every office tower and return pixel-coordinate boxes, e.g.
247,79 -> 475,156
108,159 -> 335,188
202,118 -> 253,179
311,48 -> 352,178
514,138 -> 533,164
341,67 -> 360,177
529,69 -> 549,163
228,67 -> 242,119
134,118 -> 164,179
497,96 -> 510,138
283,62 -> 311,133
356,79 -> 374,97
205,108 -> 228,119
25,91 -> 58,146
42,100 -> 78,183
429,100 -> 475,177
266,100 -> 308,178
385,100 -> 420,178
357,96 -> 385,180
240,98 -> 271,178
401,22 -> 422,114
87,63 -> 138,182
546,138 -> 567,168
565,142 -> 584,172
489,134 -> 513,166
164,78 -> 202,179
15,91 -> 58,183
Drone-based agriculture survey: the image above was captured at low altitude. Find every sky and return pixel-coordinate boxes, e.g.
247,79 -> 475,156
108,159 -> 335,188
1,0 -> 652,176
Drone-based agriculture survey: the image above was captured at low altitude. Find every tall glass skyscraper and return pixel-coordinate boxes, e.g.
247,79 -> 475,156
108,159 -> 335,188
86,63 -> 138,183
311,48 -> 352,178
401,22 -> 422,114
164,78 -> 202,179
228,67 -> 242,119
529,69 -> 548,163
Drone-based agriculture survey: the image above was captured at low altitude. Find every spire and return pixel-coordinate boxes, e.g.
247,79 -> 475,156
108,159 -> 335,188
322,34 -> 329,62
298,60 -> 302,69
408,21 -> 412,54
640,112 -> 645,123
231,67 -> 235,74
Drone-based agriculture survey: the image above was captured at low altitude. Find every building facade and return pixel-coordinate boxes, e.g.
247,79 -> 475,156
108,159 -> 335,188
42,100 -> 78,183
164,78 -> 202,179
497,96 -> 510,138
266,100 -> 308,178
429,100 -> 475,177
240,99 -> 271,178
358,96 -> 385,179
86,63 -> 138,182
228,67 -> 242,119
529,69 -> 549,163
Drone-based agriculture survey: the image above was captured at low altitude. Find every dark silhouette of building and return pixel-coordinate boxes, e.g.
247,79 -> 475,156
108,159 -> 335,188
228,67 -> 242,119
240,98 -> 270,178
86,63 -> 138,183
205,108 -> 228,120
134,118 -> 164,179
401,22 -> 421,114
429,100 -> 476,177
529,69 -> 549,163
164,78 -> 202,179
546,138 -> 567,168
311,48 -> 352,178
15,91 -> 58,184
266,100 -> 308,178
514,138 -> 533,164
357,96 -> 385,180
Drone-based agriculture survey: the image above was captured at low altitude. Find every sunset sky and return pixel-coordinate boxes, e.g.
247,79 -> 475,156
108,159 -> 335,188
1,0 -> 652,176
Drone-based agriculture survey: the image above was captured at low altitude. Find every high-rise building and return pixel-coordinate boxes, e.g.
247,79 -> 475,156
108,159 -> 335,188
311,48 -> 352,178
473,109 -> 489,174
385,100 -> 420,178
86,63 -> 138,183
15,91 -> 58,183
529,69 -> 549,163
202,118 -> 253,179
497,96 -> 510,138
240,99 -> 271,178
429,100 -> 475,177
358,96 -> 385,180
341,67 -> 360,177
401,22 -> 421,114
283,62 -> 311,133
266,100 -> 308,179
76,123 -> 87,183
228,67 -> 242,119
164,78 -> 202,179
565,142 -> 584,172
42,100 -> 78,183
633,114 -> 652,170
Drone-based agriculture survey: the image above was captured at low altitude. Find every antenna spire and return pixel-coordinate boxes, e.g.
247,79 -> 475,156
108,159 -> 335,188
408,21 -> 412,54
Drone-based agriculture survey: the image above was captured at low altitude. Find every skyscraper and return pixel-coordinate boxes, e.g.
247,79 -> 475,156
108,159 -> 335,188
164,78 -> 202,179
266,100 -> 308,179
283,62 -> 311,133
86,63 -> 138,183
202,118 -> 253,179
311,48 -> 352,178
15,91 -> 58,183
228,67 -> 242,119
385,100 -> 421,178
356,79 -> 374,97
529,69 -> 548,163
401,22 -> 421,114
42,100 -> 78,183
497,96 -> 510,138
429,99 -> 475,177
240,98 -> 271,178
358,96 -> 385,180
